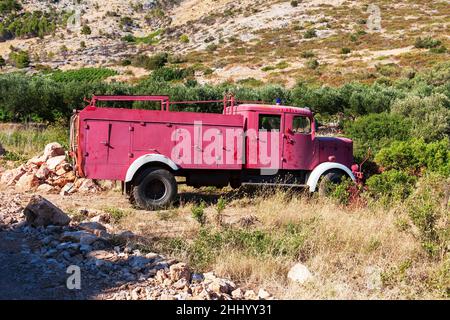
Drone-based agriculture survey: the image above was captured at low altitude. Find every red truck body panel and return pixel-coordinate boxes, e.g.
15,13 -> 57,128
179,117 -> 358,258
77,106 -> 244,180
73,96 -> 355,183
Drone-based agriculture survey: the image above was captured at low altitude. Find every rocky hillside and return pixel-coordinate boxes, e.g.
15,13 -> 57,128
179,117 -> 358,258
0,0 -> 449,86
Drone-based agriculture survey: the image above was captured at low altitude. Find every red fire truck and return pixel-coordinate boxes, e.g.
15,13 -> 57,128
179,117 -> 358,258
70,95 -> 361,210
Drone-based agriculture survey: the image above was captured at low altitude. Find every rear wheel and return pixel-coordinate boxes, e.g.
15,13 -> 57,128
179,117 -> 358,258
132,168 -> 177,210
318,171 -> 345,197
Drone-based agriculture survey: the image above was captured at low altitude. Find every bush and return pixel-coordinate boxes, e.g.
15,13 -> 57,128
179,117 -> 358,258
341,47 -> 351,54
391,94 -> 450,142
415,37 -> 442,49
405,174 -> 449,257
9,50 -> 30,68
366,169 -> 417,203
328,177 -> 355,205
306,59 -> 319,69
0,0 -> 21,13
191,202 -> 206,226
301,50 -> 315,58
132,52 -> 168,70
344,113 -> 412,158
0,10 -> 59,40
304,29 -> 317,39
375,138 -> 450,177
290,1 -> 299,7
206,43 -> 218,52
81,25 -> 92,35
150,67 -> 194,82
179,34 -> 189,43
430,45 -> 447,54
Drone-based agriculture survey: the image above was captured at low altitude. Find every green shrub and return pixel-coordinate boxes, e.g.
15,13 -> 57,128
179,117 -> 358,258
0,0 -> 21,13
301,50 -> 315,58
150,67 -> 194,82
215,197 -> 226,226
0,10 -> 60,40
121,34 -> 135,42
430,45 -> 447,54
191,202 -> 206,226
132,52 -> 168,70
9,50 -> 30,68
341,47 -> 351,54
206,43 -> 218,52
415,37 -> 442,49
104,207 -> 128,223
81,25 -> 92,35
366,169 -> 417,203
179,34 -> 189,43
306,59 -> 319,69
290,1 -> 299,7
276,61 -> 289,69
405,174 -> 449,257
328,176 -> 354,205
391,94 -> 450,142
304,29 -> 317,39
375,138 -> 450,176
344,113 -> 412,158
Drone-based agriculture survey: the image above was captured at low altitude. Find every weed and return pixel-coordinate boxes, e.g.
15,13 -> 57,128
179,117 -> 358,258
191,202 -> 206,226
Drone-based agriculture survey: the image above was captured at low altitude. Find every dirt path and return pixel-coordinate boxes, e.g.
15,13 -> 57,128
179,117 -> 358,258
0,229 -> 78,299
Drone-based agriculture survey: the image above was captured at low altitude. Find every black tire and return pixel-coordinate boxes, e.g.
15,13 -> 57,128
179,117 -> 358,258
132,168 -> 177,210
318,171 -> 345,197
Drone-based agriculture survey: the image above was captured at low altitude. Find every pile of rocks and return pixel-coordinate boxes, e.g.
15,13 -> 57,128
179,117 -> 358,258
3,195 -> 272,300
0,142 -> 102,195
0,192 -> 25,229
111,263 -> 273,301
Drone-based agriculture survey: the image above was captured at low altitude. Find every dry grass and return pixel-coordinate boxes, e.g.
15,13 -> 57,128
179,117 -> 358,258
102,187 -> 448,299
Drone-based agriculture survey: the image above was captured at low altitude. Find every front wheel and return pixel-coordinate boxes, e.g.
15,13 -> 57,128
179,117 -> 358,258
318,171 -> 345,197
132,168 -> 177,210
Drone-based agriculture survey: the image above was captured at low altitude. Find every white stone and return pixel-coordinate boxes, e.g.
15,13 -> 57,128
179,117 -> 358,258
287,263 -> 313,284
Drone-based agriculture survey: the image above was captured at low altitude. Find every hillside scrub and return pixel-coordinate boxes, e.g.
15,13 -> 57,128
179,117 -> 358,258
0,62 -> 448,123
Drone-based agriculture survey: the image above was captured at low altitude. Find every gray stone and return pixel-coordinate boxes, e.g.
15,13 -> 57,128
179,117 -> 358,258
61,230 -> 98,245
191,273 -> 204,283
78,221 -> 107,233
23,196 -> 71,227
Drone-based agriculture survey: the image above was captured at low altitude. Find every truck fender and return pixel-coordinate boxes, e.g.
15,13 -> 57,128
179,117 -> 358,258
306,162 -> 356,192
125,154 -> 179,183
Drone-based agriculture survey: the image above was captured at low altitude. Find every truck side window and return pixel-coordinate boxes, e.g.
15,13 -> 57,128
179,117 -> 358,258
259,115 -> 281,131
292,116 -> 311,134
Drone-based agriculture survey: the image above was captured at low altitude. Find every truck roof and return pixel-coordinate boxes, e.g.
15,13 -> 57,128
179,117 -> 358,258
234,104 -> 313,117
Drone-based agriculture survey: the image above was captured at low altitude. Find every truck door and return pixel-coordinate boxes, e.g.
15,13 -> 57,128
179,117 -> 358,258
282,113 -> 313,170
84,120 -> 130,180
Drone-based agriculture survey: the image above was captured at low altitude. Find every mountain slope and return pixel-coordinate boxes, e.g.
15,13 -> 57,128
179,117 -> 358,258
0,0 -> 448,86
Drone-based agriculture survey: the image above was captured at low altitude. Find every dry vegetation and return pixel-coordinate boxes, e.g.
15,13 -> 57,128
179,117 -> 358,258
29,183 -> 447,300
